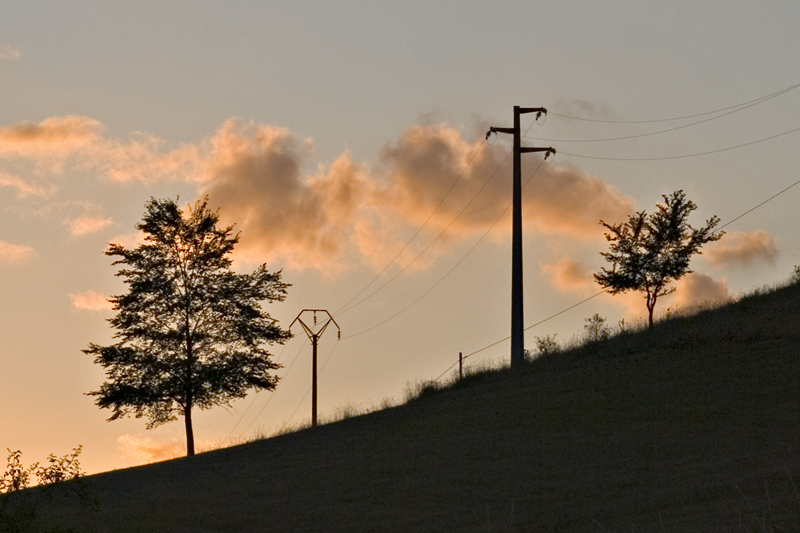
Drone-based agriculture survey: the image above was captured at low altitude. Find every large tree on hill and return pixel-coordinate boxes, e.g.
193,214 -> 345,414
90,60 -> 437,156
84,197 -> 290,456
594,190 -> 723,327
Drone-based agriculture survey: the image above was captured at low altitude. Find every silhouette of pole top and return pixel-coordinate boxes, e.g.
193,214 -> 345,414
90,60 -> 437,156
290,309 -> 341,341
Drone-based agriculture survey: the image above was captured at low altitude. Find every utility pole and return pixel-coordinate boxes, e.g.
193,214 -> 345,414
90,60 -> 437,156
289,309 -> 341,427
487,107 -> 555,369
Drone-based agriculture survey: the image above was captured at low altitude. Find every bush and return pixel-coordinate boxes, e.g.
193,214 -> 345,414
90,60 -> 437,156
0,447 -> 91,532
534,334 -> 560,357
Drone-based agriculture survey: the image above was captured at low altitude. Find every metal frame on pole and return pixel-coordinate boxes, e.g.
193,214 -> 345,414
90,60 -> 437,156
487,107 -> 555,368
289,309 -> 341,426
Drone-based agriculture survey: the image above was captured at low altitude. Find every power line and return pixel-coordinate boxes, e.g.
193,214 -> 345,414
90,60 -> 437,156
336,117 -> 543,318
224,340 -> 292,439
526,88 -> 793,144
459,290 -> 606,363
559,124 -> 800,161
334,139 -> 486,316
336,149 -> 512,316
434,172 -> 800,379
283,340 -> 340,426
343,158 -> 547,340
235,337 -> 308,437
718,177 -> 800,231
550,81 -> 800,124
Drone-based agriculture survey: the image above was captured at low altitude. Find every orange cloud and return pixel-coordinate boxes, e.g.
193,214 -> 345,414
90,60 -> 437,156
100,134 -> 203,183
201,120 -> 378,270
67,216 -> 113,236
601,272 -> 732,323
69,290 -> 112,311
117,434 -> 213,466
0,240 -> 34,263
0,115 -> 202,182
0,171 -> 55,197
108,231 -> 146,249
541,256 -> 596,293
380,123 -> 636,241
0,46 -> 20,60
117,434 -> 183,465
704,230 -> 778,267
196,120 -> 638,271
0,116 -> 103,160
672,273 -> 732,309
0,116 -> 637,273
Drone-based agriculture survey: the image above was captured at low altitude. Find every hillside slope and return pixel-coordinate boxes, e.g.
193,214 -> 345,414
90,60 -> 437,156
17,281 -> 800,531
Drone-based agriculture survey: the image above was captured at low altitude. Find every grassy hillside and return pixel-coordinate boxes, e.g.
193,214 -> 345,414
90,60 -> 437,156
10,280 -> 800,532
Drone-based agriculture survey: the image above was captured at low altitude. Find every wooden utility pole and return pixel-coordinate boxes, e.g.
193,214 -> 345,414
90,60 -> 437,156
289,309 -> 341,427
487,107 -> 555,369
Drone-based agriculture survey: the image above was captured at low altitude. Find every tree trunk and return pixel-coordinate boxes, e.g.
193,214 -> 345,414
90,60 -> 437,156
647,293 -> 656,327
184,403 -> 195,456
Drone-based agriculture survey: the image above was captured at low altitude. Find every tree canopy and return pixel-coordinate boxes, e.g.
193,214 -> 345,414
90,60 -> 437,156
594,190 -> 723,326
84,197 -> 290,455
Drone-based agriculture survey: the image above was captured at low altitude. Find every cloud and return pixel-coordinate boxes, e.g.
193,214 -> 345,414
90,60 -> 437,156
0,116 -> 104,160
553,99 -> 616,120
117,434 -> 184,465
379,123 -> 636,241
197,120 -> 637,271
672,273 -> 732,309
69,290 -> 112,311
117,434 -> 213,465
100,133 -> 203,183
601,272 -> 732,323
704,230 -> 778,267
0,115 -> 202,181
0,46 -> 20,60
66,216 -> 113,236
0,116 -> 636,272
201,119 -> 377,270
0,240 -> 34,263
0,171 -> 55,197
541,256 -> 596,293
107,231 -> 146,249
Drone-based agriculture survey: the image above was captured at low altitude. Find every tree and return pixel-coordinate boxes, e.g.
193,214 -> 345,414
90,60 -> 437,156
84,198 -> 290,456
594,190 -> 723,327
583,313 -> 610,342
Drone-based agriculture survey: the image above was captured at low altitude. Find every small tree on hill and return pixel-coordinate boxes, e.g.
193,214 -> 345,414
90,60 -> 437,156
583,313 -> 610,342
84,198 -> 290,456
594,190 -> 723,327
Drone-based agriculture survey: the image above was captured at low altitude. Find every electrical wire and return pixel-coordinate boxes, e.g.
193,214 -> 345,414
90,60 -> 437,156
235,337 -> 308,436
526,89 -> 792,144
559,124 -> 800,161
224,340 -> 292,439
334,139 -> 486,316
550,81 -> 800,124
283,340 -> 340,425
718,177 -> 800,231
336,116 -> 542,317
336,150 -> 512,316
433,171 -> 800,380
343,158 -> 546,340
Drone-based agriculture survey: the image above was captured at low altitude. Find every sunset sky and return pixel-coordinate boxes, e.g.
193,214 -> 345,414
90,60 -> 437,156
3,1 -> 800,474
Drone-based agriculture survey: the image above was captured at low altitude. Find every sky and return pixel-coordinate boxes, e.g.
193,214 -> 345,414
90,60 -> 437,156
2,1 -> 800,475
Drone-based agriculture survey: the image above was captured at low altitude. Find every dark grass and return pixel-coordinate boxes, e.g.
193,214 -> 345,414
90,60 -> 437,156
10,281 -> 800,532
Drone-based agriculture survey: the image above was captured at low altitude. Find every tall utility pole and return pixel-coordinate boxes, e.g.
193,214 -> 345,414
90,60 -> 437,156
487,107 -> 555,369
289,309 -> 341,427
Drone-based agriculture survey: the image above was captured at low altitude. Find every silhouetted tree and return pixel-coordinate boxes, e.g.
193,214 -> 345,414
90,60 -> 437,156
84,198 -> 290,456
583,313 -> 610,342
594,190 -> 723,327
